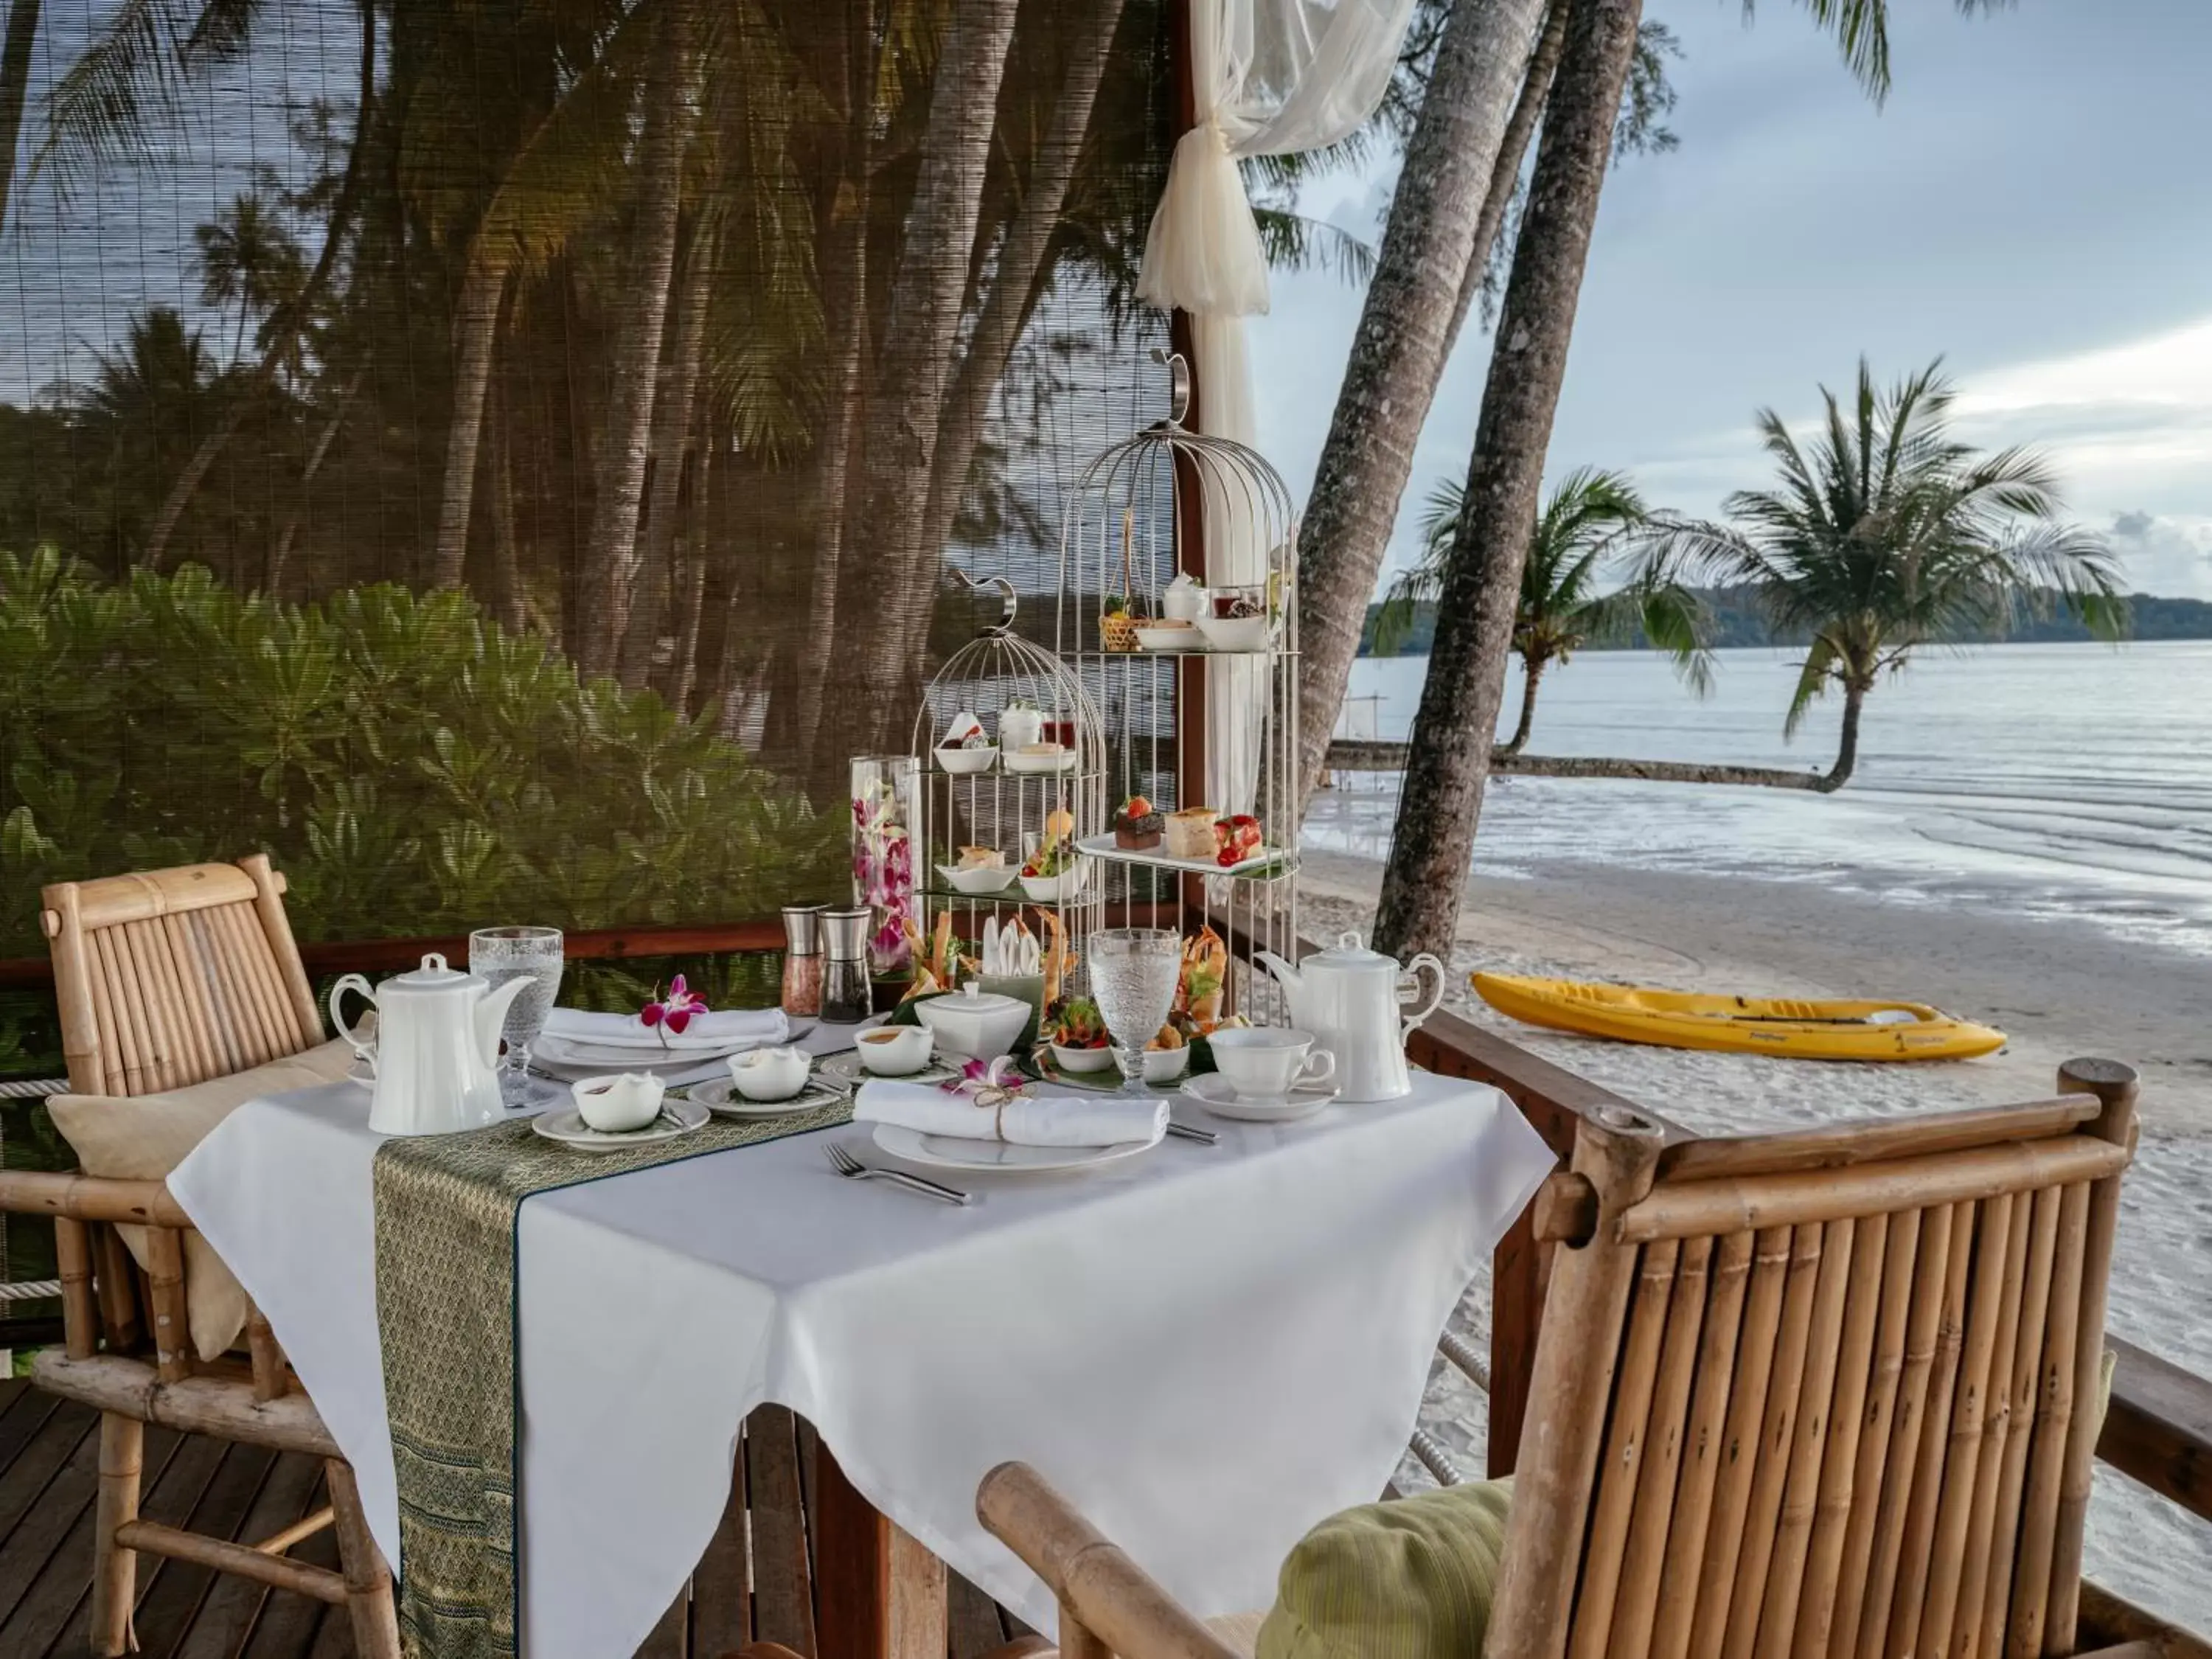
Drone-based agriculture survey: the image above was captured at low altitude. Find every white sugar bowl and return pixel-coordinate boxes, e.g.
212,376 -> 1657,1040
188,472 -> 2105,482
731,1046 -> 811,1102
572,1071 -> 664,1133
1162,574 -> 1208,622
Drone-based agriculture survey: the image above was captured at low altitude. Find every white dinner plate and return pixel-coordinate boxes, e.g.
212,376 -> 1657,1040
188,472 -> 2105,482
535,1033 -> 762,1068
1180,1071 -> 1338,1123
816,1050 -> 959,1091
870,1119 -> 1164,1174
686,1077 -> 844,1119
531,1096 -> 711,1152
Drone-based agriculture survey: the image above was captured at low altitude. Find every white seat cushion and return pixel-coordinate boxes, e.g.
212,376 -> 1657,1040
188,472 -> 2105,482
48,1039 -> 357,1360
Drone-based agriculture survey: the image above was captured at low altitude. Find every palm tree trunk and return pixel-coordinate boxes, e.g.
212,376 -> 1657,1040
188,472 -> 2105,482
0,0 -> 42,240
1503,653 -> 1545,754
1293,0 -> 1551,807
617,223 -> 716,684
144,0 -> 376,571
777,0 -> 877,772
268,369 -> 364,597
430,255 -> 509,589
914,0 -> 1127,592
1374,0 -> 1645,962
1443,0 -> 1568,361
1828,680 -> 1866,788
577,0 -> 698,681
672,448 -> 712,715
488,366 -> 524,633
841,0 -> 1023,751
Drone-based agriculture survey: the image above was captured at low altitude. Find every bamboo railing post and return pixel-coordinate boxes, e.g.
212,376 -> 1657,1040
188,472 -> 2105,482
328,1456 -> 403,1659
244,853 -> 325,1042
145,1225 -> 191,1382
1489,1105 -> 1667,1659
2048,1059 -> 2138,1653
1649,1231 -> 1755,1659
1978,1184 -> 2061,1659
56,1214 -> 97,1360
1610,1235 -> 1716,1659
1954,1186 -> 2039,1659
1790,1212 -> 1890,1658
2008,1181 -> 2090,1658
92,1412 -> 144,1656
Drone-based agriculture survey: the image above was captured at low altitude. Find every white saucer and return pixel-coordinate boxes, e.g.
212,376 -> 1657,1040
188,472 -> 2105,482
1180,1071 -> 1338,1123
531,1096 -> 711,1152
686,1077 -> 844,1118
817,1050 -> 959,1091
870,1119 -> 1163,1174
535,1033 -> 760,1069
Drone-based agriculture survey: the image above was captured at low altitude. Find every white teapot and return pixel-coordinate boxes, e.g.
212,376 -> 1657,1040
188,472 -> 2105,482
1255,933 -> 1446,1102
330,953 -> 529,1135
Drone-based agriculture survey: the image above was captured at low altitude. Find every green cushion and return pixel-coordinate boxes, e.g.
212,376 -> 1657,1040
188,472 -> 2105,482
1257,1478 -> 1513,1659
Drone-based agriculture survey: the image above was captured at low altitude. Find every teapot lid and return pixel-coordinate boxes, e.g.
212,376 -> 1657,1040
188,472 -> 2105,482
383,952 -> 484,992
1305,931 -> 1403,973
946,983 -> 1024,1015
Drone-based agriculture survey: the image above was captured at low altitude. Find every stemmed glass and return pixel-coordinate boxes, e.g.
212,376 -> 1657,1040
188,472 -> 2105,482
1087,928 -> 1181,1093
468,926 -> 564,1107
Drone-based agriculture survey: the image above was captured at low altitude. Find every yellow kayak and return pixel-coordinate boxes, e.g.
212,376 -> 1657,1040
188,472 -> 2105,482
1470,973 -> 2006,1062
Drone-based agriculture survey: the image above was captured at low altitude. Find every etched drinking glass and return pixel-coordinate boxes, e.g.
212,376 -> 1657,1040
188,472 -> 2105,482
1088,928 -> 1181,1092
468,926 -> 564,1107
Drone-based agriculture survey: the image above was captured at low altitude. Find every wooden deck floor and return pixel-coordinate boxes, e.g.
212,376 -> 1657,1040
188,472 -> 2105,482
0,1378 -> 1029,1659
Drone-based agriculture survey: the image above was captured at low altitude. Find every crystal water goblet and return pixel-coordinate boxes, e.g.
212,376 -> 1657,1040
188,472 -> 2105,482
468,926 -> 564,1107
1087,928 -> 1181,1093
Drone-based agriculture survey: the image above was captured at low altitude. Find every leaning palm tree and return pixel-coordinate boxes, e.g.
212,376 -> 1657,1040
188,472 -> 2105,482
1374,466 -> 1711,754
1650,358 -> 2126,787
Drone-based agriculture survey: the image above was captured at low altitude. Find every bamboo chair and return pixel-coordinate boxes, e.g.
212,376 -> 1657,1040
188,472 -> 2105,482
961,1060 -> 2166,1659
0,857 -> 400,1658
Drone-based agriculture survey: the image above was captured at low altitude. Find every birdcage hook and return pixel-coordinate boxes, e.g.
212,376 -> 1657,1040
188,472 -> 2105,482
1148,347 -> 1192,428
949,567 -> 1018,636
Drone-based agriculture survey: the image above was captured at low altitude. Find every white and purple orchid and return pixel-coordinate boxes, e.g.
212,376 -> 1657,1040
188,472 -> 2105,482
639,975 -> 709,1043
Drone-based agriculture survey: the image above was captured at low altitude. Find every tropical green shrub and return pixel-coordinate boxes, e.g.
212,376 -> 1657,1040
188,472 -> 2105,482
0,548 -> 843,973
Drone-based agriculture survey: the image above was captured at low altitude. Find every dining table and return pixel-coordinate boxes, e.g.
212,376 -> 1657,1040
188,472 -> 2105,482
166,1020 -> 1555,1658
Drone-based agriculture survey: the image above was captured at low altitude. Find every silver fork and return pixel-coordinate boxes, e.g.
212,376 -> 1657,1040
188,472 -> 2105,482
822,1141 -> 973,1206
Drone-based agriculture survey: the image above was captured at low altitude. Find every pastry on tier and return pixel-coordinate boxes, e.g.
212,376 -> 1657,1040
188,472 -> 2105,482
1113,795 -> 1164,850
1214,813 -> 1265,868
1164,807 -> 1218,860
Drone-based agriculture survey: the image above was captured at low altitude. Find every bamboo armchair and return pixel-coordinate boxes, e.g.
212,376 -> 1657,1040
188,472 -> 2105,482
0,856 -> 399,1658
968,1060 -> 2166,1659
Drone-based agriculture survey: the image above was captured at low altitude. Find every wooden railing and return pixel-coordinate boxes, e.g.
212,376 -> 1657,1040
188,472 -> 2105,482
1402,1004 -> 2212,1555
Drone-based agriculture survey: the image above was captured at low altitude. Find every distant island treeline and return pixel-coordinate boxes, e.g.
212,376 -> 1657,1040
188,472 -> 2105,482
1358,587 -> 2212,655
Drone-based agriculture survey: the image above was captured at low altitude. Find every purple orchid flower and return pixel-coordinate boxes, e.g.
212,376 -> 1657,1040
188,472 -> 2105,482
641,975 -> 709,1043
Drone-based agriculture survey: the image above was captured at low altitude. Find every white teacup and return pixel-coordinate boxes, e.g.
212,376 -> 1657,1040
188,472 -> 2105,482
731,1045 -> 811,1102
1208,1029 -> 1335,1101
1141,1044 -> 1192,1085
572,1071 -> 664,1133
858,1023 -> 935,1076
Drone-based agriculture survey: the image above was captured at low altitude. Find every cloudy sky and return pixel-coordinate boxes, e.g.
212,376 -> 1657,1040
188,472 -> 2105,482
1250,0 -> 2212,598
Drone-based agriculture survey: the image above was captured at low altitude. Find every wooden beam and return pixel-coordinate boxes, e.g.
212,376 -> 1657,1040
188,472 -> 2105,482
815,1444 -> 947,1659
2096,1335 -> 2212,1524
29,1351 -> 342,1459
115,1517 -> 350,1604
0,1170 -> 194,1228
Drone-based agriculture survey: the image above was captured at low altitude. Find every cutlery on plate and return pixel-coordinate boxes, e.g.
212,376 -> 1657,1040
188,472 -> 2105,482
823,1142 -> 973,1206
1164,1121 -> 1217,1145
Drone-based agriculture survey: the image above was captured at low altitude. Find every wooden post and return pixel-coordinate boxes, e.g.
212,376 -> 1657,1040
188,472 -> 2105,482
2048,1057 -> 2138,1652
327,1456 -> 403,1659
1488,1105 -> 1666,1659
92,1412 -> 143,1656
816,1444 -> 946,1659
145,1224 -> 191,1382
1489,1088 -> 1576,1476
56,1214 -> 97,1360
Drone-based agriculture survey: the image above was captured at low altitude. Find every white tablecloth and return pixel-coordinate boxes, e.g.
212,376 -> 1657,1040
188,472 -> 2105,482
169,1061 -> 1552,1655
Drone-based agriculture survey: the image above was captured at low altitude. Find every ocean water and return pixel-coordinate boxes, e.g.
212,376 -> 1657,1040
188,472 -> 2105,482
1307,641 -> 2212,959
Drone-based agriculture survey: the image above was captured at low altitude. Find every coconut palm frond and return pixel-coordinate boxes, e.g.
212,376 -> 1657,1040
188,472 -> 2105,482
1248,205 -> 1376,287
1784,632 -> 1843,737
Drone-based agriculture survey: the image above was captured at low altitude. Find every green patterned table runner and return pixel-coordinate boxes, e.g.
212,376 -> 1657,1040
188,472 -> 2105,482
372,1096 -> 852,1658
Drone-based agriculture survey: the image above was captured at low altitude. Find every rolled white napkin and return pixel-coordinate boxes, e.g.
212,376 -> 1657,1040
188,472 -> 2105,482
856,1080 -> 1167,1148
540,1006 -> 790,1052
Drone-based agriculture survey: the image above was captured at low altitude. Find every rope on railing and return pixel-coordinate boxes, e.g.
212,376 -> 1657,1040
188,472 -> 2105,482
1438,1329 -> 1490,1394
0,1077 -> 67,1099
0,1279 -> 60,1301
1407,1428 -> 1464,1488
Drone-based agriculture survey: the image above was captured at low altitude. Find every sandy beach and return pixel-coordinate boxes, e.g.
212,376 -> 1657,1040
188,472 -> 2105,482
1315,846 -> 2212,1628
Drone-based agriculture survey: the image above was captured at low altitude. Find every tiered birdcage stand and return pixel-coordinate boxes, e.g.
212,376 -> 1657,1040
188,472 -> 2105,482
911,571 -> 1107,984
1052,350 -> 1301,1026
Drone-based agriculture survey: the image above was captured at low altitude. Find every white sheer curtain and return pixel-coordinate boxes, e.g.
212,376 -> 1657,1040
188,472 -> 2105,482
1139,0 -> 1416,817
